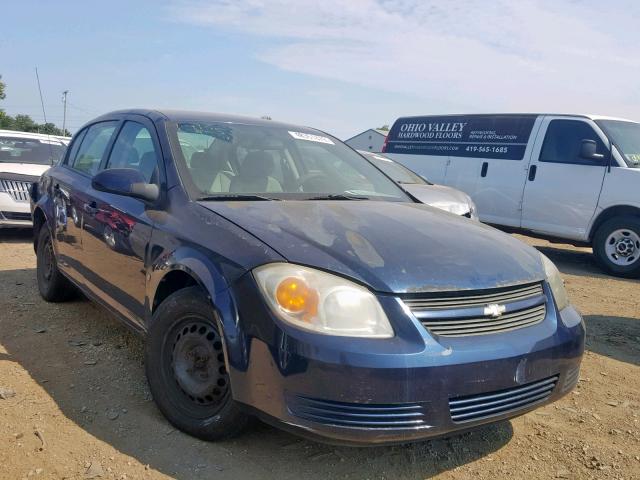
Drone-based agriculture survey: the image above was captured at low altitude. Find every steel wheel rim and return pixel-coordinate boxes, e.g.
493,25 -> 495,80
170,319 -> 229,407
605,229 -> 640,266
42,236 -> 54,281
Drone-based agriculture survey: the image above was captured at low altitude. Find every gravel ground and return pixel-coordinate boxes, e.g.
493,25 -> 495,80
0,228 -> 638,480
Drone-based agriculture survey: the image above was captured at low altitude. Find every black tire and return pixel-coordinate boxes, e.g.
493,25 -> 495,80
36,226 -> 75,302
145,286 -> 250,441
593,216 -> 640,278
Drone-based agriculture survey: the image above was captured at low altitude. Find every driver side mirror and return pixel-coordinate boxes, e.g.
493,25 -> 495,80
92,168 -> 159,202
579,139 -> 605,161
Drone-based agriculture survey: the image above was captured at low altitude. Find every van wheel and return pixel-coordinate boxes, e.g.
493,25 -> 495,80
36,226 -> 75,302
593,216 -> 640,278
145,286 -> 250,441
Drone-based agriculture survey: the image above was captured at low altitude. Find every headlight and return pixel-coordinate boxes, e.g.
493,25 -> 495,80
467,198 -> 479,221
540,253 -> 570,311
253,263 -> 394,338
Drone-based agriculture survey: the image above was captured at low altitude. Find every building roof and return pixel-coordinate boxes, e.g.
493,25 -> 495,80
344,128 -> 388,142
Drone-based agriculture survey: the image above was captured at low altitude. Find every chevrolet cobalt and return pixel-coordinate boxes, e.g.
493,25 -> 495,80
31,110 -> 585,445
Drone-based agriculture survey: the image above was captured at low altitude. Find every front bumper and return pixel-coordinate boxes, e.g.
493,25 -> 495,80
0,192 -> 33,227
225,277 -> 585,446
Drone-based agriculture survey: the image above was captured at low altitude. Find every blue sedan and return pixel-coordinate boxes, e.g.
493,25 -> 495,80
31,109 -> 584,445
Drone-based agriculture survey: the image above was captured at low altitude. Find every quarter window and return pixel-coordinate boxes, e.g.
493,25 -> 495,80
65,128 -> 87,165
540,120 -> 607,165
71,121 -> 118,175
106,121 -> 160,184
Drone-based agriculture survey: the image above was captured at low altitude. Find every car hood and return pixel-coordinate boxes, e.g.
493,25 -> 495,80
199,200 -> 545,293
402,184 -> 472,215
0,163 -> 50,177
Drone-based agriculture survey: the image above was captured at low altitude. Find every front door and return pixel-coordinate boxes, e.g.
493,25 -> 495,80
81,117 -> 162,324
521,117 -> 609,241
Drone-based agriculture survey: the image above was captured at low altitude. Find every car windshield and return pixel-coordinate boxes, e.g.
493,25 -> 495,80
596,120 -> 640,168
170,122 -> 411,201
0,136 -> 67,165
363,152 -> 429,185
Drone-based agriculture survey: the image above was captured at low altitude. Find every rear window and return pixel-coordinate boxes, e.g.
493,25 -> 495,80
0,136 -> 67,165
385,115 -> 536,160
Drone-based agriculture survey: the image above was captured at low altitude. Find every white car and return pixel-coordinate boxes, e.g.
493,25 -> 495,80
358,150 -> 478,220
383,114 -> 640,277
0,130 -> 70,227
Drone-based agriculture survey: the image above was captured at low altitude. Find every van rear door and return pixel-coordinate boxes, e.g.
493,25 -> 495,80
520,116 -> 609,241
383,116 -> 451,183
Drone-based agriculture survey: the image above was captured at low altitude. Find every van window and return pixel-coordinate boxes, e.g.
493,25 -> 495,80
71,121 -> 118,176
540,120 -> 607,166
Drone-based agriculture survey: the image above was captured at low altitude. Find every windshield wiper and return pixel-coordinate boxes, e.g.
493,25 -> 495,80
308,194 -> 369,201
197,194 -> 279,201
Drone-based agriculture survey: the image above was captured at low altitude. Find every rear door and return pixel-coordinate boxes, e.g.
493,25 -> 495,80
383,117 -> 451,183
52,122 -> 119,284
520,116 -> 609,240
79,117 -> 162,324
443,115 -> 539,227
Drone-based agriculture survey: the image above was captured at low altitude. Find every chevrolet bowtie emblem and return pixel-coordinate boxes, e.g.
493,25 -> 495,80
484,303 -> 507,318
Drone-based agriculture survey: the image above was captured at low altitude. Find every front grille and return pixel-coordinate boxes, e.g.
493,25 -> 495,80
288,396 -> 430,429
2,212 -> 32,221
0,179 -> 32,203
403,282 -> 547,337
449,376 -> 558,423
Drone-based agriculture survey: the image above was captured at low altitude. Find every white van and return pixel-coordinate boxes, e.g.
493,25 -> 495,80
383,114 -> 640,277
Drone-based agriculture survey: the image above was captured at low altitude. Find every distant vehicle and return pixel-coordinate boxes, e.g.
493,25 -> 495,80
384,114 -> 640,277
359,150 -> 478,220
0,130 -> 70,228
32,109 -> 583,445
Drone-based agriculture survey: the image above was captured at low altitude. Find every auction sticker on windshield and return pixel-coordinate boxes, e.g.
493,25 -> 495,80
289,131 -> 335,145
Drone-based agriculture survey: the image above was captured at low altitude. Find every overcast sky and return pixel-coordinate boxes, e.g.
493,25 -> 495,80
1,0 -> 638,138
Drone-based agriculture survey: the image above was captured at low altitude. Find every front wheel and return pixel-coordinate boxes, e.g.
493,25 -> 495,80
145,286 -> 250,441
593,216 -> 640,278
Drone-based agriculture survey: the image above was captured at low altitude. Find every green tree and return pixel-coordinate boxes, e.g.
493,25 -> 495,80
0,74 -> 6,101
378,124 -> 390,131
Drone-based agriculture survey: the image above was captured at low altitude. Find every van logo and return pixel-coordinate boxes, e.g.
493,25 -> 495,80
484,304 -> 507,318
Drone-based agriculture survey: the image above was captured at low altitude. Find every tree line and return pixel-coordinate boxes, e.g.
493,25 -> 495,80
0,74 -> 71,136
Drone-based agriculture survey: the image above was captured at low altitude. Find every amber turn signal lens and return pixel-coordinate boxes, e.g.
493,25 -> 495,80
275,277 -> 318,317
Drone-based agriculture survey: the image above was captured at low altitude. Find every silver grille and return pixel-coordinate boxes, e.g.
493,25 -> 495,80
403,283 -> 547,337
449,375 -> 558,423
0,179 -> 32,202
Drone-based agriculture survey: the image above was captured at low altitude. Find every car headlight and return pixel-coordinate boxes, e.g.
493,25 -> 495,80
540,253 -> 570,311
253,263 -> 394,338
467,198 -> 479,221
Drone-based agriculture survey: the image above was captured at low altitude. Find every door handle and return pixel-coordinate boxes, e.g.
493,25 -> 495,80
481,162 -> 489,178
528,165 -> 537,181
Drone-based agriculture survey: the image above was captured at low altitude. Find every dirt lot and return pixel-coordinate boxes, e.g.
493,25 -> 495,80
0,229 -> 639,480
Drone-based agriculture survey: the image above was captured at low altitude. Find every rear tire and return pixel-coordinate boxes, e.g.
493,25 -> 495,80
593,216 -> 640,278
36,226 -> 75,302
145,286 -> 250,441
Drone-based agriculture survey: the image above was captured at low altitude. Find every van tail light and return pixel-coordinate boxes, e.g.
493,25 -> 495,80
381,135 -> 389,153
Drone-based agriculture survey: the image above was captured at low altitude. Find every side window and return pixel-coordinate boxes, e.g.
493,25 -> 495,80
540,120 -> 607,165
71,121 -> 118,175
106,121 -> 160,184
64,128 -> 87,165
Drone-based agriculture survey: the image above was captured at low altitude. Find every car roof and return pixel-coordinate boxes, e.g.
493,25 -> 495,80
90,109 -> 323,132
0,129 -> 71,144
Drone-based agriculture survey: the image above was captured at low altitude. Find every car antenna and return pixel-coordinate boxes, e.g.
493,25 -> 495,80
35,67 -> 54,165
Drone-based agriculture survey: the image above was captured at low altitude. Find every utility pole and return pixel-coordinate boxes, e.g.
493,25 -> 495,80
62,90 -> 69,136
